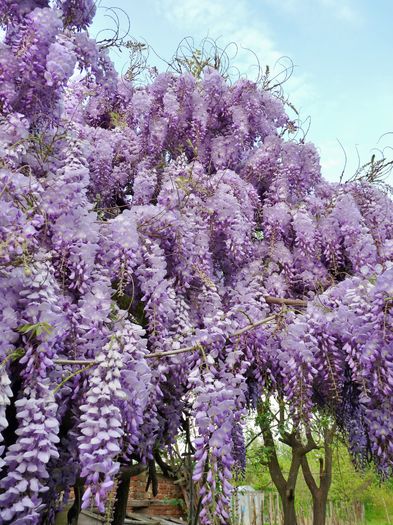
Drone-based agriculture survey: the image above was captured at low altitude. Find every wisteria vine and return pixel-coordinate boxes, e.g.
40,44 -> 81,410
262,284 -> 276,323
0,1 -> 392,524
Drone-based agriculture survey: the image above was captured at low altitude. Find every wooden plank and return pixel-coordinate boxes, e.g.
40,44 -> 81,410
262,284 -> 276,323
125,513 -> 160,524
157,518 -> 185,524
254,492 -> 261,525
154,518 -> 186,524
126,512 -> 186,525
268,492 -> 273,525
79,510 -> 106,523
128,499 -> 151,508
125,520 -> 159,525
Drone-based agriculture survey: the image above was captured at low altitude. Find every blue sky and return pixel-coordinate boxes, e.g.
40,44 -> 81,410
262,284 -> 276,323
91,0 -> 393,182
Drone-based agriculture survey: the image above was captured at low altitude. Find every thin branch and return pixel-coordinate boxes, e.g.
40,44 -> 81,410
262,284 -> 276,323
301,455 -> 319,496
54,314 -> 278,366
53,363 -> 95,393
305,428 -> 318,451
264,295 -> 307,307
118,463 -> 147,481
54,359 -> 96,365
229,313 -> 277,337
53,294 -> 309,367
337,138 -> 348,183
246,430 -> 263,449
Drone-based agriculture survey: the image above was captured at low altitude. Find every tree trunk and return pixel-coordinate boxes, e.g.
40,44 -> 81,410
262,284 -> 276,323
112,475 -> 131,525
312,493 -> 328,525
67,482 -> 83,525
110,463 -> 147,525
263,428 -> 302,525
282,489 -> 298,525
302,455 -> 330,525
263,431 -> 299,525
301,424 -> 335,525
256,401 -> 314,525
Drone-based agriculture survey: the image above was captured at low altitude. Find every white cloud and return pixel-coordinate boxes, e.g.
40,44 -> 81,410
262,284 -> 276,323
155,0 -> 314,108
265,0 -> 362,24
319,0 -> 361,23
316,140 -> 347,182
157,0 -> 280,69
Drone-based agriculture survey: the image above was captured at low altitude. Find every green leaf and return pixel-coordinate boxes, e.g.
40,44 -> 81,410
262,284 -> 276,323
17,321 -> 53,337
253,230 -> 264,241
17,323 -> 36,334
1,347 -> 25,368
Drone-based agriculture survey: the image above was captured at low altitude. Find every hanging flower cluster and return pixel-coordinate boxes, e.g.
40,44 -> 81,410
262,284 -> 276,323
1,1 -> 393,523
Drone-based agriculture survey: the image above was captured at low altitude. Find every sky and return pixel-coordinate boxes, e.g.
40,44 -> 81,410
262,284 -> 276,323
90,0 -> 393,182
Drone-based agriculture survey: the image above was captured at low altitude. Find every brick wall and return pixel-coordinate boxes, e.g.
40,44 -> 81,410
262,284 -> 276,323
127,472 -> 185,519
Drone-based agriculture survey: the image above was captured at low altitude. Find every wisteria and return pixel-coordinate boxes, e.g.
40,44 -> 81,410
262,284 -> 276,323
0,1 -> 392,523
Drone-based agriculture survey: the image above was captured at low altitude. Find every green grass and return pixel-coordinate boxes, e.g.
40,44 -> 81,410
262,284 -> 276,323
365,500 -> 393,525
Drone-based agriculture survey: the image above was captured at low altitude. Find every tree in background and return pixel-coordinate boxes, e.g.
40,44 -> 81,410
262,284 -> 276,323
300,421 -> 336,525
245,421 -> 393,525
0,1 -> 393,524
254,396 -> 336,525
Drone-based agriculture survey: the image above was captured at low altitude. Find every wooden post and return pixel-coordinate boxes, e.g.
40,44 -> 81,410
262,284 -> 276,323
261,492 -> 264,525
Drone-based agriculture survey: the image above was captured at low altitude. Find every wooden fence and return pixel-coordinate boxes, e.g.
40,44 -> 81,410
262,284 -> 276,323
233,490 -> 365,525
